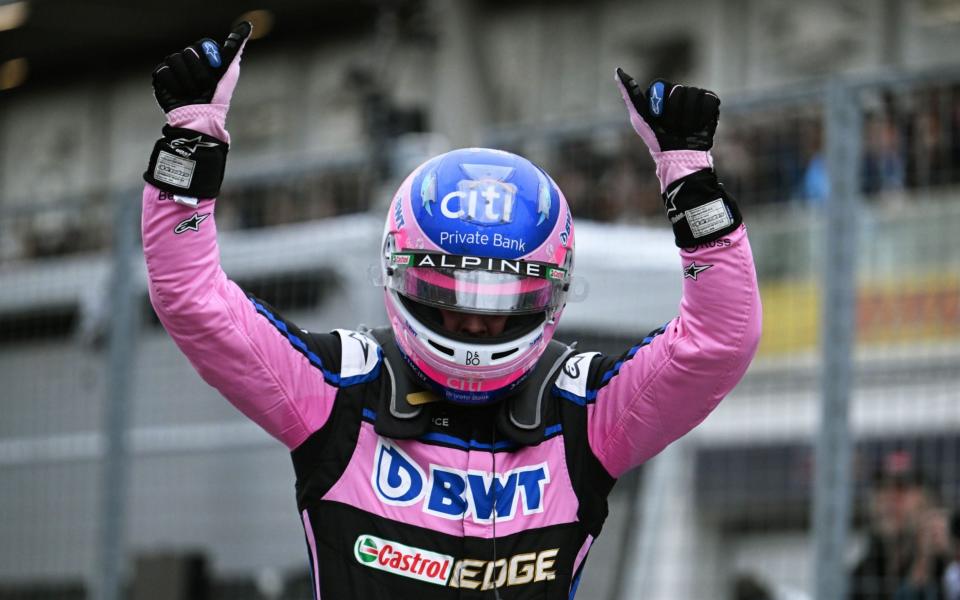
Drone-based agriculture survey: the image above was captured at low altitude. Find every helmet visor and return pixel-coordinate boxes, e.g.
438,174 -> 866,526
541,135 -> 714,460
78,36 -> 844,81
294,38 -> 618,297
387,252 -> 568,315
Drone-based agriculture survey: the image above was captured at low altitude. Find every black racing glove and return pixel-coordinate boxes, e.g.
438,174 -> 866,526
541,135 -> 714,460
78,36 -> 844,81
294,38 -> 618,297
615,69 -> 720,152
144,22 -> 252,200
152,21 -> 252,112
615,68 -> 741,247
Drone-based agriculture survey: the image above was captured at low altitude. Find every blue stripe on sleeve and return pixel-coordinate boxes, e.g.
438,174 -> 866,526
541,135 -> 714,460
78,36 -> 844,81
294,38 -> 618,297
249,298 -> 382,388
556,323 -> 669,406
339,348 -> 383,387
552,387 -> 597,406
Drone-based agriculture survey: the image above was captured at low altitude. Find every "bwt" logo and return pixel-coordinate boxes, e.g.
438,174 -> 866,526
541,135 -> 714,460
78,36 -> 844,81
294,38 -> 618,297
371,439 -> 549,523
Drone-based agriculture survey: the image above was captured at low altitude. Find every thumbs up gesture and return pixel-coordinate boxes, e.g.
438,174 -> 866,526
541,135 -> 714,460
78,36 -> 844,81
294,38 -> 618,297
614,68 -> 720,153
152,21 -> 253,113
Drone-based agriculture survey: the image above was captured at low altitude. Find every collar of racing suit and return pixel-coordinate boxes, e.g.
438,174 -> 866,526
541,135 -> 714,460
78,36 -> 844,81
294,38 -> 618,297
368,327 -> 575,446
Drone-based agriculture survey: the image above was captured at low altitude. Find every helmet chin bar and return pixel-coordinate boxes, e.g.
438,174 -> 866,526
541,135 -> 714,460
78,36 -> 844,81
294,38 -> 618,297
388,289 -> 548,382
397,293 -> 546,346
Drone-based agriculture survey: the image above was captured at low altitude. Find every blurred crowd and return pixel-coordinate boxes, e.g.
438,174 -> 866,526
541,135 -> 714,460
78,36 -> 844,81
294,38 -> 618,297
214,168 -> 372,231
551,83 -> 960,223
850,450 -> 960,600
728,449 -> 960,600
724,85 -> 960,211
3,84 -> 960,263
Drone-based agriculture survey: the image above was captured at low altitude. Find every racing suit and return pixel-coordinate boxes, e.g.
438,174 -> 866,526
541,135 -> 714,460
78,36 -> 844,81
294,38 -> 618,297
142,181 -> 761,598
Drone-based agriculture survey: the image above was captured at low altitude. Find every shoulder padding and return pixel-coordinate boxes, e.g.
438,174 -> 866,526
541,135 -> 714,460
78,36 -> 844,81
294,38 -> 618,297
553,351 -> 601,405
333,329 -> 382,386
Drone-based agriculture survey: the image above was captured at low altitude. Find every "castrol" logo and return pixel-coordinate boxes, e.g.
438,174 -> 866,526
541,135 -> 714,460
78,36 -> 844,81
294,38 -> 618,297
354,535 -> 454,586
354,534 -> 559,590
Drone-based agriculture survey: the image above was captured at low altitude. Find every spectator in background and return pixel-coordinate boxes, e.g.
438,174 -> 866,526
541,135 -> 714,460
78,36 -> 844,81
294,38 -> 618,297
733,573 -> 776,600
905,90 -> 948,190
552,138 -> 601,219
796,119 -> 828,206
714,129 -> 757,207
851,450 -> 943,600
943,514 -> 960,600
894,504 -> 951,599
950,84 -> 960,185
599,144 -> 659,220
862,107 -> 906,197
751,122 -> 797,204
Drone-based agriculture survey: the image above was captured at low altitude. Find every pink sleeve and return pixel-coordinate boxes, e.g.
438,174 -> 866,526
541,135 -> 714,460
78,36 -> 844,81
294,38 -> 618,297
586,224 -> 762,478
142,185 -> 337,449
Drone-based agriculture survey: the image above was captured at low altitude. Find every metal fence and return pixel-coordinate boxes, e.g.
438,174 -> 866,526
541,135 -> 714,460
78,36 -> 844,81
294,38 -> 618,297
2,68 -> 960,599
488,71 -> 960,599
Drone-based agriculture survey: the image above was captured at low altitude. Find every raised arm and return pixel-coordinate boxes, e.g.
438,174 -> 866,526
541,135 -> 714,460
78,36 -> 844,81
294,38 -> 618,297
585,71 -> 762,478
142,23 -> 338,450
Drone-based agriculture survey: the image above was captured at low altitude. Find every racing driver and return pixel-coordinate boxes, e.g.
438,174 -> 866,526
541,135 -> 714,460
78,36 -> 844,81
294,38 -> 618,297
142,22 -> 762,599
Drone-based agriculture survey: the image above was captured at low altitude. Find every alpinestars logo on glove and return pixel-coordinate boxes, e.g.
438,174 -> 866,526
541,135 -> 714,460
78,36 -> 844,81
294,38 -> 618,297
664,182 -> 684,224
170,136 -> 220,157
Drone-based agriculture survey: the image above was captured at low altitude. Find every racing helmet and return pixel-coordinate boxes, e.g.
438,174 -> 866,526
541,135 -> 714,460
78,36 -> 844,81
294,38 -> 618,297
382,148 -> 575,405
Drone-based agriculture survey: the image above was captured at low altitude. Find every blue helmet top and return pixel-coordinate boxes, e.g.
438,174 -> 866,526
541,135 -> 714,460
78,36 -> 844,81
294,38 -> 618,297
409,148 -> 561,260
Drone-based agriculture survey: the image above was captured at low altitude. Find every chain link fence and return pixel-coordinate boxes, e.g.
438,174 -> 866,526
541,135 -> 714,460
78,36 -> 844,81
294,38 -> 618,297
2,69 -> 960,599
485,70 -> 960,599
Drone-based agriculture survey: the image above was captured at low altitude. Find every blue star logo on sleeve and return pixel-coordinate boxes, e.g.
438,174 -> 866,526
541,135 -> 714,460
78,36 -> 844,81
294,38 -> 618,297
682,261 -> 712,280
174,212 -> 210,234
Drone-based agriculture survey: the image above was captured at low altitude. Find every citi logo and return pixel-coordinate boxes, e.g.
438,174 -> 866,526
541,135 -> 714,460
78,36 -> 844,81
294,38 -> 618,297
371,439 -> 550,523
440,180 -> 517,225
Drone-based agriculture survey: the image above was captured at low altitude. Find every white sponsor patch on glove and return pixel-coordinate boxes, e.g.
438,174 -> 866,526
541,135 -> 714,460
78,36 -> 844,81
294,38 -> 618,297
686,199 -> 733,239
153,150 -> 196,189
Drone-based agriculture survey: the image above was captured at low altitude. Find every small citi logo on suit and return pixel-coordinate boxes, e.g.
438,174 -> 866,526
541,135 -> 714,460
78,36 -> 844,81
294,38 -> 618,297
354,535 -> 453,586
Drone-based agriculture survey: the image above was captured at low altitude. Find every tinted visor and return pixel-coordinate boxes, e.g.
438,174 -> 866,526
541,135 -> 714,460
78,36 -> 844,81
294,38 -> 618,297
387,252 -> 567,315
